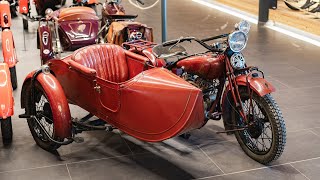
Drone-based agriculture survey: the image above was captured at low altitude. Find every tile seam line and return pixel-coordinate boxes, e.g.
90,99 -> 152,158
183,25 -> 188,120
194,156 -> 320,179
66,164 -> 73,180
0,152 -> 151,174
197,145 -> 225,174
289,163 -> 311,180
192,0 -> 320,47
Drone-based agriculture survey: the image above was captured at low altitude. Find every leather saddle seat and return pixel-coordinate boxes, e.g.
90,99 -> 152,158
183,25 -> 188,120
71,44 -> 129,83
58,7 -> 98,22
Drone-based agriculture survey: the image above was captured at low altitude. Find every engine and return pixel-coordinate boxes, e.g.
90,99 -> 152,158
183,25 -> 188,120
182,73 -> 220,119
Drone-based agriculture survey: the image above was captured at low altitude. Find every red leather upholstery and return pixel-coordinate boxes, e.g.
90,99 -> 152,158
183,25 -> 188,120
72,44 -> 129,83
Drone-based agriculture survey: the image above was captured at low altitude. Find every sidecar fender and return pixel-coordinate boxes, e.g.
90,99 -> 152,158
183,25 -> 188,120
21,71 -> 72,139
221,75 -> 275,131
38,23 -> 54,64
1,29 -> 17,68
0,63 -> 13,119
19,0 -> 29,14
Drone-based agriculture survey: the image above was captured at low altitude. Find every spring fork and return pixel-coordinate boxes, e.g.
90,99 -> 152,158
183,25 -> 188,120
226,58 -> 247,122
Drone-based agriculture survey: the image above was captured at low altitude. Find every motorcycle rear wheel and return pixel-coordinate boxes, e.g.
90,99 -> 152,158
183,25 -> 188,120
1,117 -> 13,145
232,88 -> 286,164
26,81 -> 61,152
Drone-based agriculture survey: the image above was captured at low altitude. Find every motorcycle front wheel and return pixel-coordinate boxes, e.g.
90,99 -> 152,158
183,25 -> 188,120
232,88 -> 286,164
26,81 -> 61,151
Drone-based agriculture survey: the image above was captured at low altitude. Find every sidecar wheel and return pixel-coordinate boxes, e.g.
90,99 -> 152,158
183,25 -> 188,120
9,66 -> 18,90
26,82 -> 61,151
1,117 -> 13,145
232,88 -> 286,164
23,19 -> 28,30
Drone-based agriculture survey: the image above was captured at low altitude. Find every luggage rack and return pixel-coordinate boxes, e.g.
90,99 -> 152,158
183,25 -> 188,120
122,40 -> 158,51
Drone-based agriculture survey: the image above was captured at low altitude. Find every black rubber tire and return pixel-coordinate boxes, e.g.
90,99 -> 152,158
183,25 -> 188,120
232,88 -> 286,164
26,81 -> 61,152
1,117 -> 13,145
9,66 -> 18,90
23,19 -> 28,30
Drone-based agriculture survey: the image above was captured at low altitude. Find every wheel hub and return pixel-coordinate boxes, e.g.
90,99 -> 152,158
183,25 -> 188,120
43,103 -> 53,124
247,116 -> 264,139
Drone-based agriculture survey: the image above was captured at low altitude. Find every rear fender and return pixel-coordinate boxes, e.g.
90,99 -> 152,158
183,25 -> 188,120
38,23 -> 54,64
0,63 -> 13,119
0,1 -> 12,28
1,29 -> 17,68
21,70 -> 72,139
221,75 -> 276,131
19,0 -> 29,14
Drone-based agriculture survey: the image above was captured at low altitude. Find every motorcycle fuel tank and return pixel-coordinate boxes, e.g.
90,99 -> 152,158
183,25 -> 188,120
177,54 -> 225,79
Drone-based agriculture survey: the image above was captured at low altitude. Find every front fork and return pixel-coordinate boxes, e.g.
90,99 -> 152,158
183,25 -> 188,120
54,21 -> 62,57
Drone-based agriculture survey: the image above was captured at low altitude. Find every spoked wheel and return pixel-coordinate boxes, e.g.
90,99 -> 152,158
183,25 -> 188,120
232,88 -> 286,164
26,82 -> 61,151
1,117 -> 13,145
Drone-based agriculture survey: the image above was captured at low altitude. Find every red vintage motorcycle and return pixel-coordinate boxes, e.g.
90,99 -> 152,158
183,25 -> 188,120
0,0 -> 16,145
19,21 -> 286,164
1,0 -> 18,90
38,0 -> 152,65
101,0 -> 153,45
38,6 -> 100,64
18,0 -> 65,30
123,21 -> 287,164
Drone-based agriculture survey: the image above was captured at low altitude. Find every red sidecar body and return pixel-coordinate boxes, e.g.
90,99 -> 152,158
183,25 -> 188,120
34,44 -> 205,142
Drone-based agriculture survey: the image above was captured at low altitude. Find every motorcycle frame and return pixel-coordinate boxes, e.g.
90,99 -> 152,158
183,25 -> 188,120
122,39 -> 276,131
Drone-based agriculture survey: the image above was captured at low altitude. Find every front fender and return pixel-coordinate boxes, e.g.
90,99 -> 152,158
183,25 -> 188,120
21,70 -> 72,139
0,63 -> 13,119
221,75 -> 276,131
1,29 -> 17,68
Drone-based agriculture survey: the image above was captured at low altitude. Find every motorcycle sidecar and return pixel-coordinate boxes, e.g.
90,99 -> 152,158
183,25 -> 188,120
21,44 -> 205,150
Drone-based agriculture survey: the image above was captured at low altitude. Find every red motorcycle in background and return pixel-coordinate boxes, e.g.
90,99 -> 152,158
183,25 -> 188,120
18,0 -> 65,30
1,0 -> 18,90
20,21 -> 286,164
0,0 -> 17,145
101,0 -> 153,45
123,21 -> 286,164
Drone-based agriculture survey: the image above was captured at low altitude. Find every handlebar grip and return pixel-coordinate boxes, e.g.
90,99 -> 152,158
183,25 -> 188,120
136,0 -> 145,5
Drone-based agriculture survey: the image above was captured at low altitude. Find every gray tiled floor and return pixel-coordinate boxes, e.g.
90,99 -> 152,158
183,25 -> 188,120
1,0 -> 320,179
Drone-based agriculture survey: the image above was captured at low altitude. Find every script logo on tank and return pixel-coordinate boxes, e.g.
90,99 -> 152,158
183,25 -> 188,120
42,31 -> 49,46
77,24 -> 86,33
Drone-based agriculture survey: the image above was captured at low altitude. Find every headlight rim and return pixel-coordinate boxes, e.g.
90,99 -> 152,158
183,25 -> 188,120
228,31 -> 248,53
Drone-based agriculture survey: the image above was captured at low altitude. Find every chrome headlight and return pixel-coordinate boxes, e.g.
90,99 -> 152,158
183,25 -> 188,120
230,53 -> 246,69
228,31 -> 248,53
237,20 -> 251,34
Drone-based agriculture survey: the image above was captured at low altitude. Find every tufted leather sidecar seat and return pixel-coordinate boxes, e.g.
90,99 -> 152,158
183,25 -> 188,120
71,44 -> 129,83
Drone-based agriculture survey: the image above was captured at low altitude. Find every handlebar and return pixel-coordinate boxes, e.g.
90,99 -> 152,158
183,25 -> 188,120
161,34 -> 228,53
